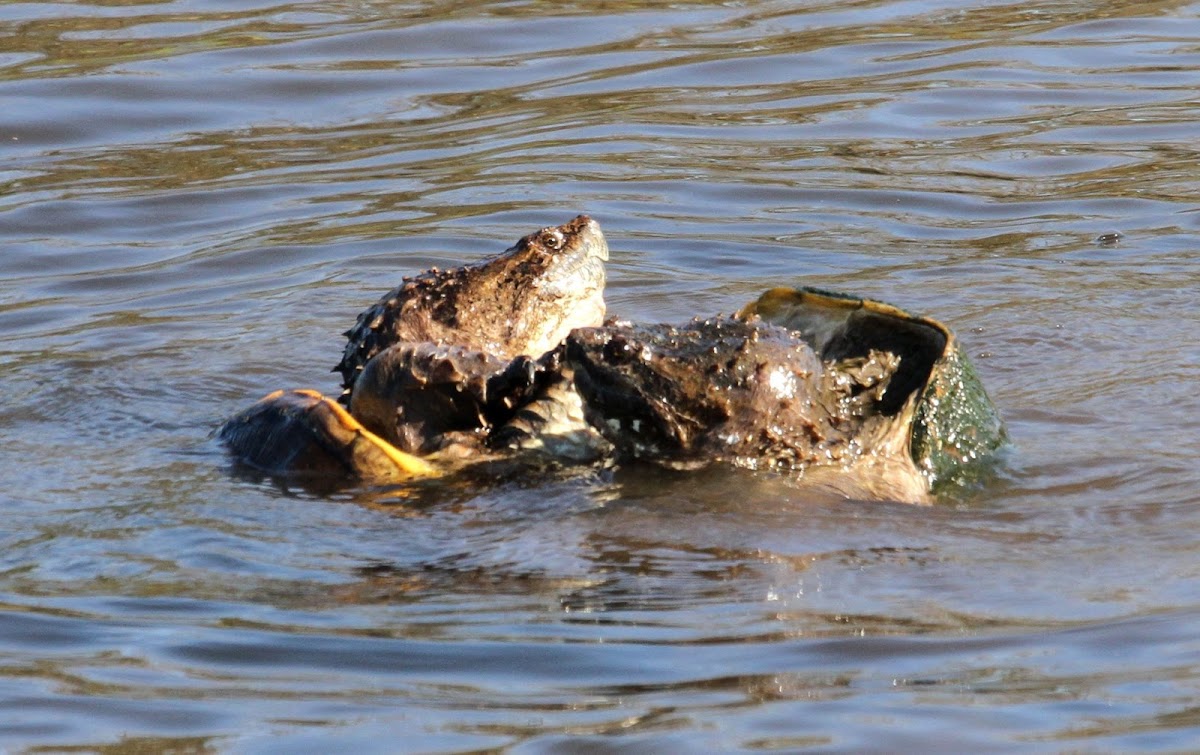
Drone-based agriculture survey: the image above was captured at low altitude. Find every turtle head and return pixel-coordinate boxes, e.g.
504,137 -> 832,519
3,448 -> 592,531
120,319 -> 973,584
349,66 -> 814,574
478,214 -> 608,357
336,215 -> 608,408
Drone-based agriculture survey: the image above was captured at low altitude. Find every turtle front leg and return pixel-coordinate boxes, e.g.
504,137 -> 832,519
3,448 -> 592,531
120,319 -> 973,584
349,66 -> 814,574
488,370 -> 613,462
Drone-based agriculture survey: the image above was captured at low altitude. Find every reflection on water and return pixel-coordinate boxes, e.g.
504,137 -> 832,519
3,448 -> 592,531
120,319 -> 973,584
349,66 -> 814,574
3,0 -> 1200,750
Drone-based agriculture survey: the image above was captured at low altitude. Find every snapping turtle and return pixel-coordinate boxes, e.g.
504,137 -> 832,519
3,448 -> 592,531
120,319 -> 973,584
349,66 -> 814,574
221,218 -> 1005,502
220,215 -> 609,478
564,288 -> 1006,501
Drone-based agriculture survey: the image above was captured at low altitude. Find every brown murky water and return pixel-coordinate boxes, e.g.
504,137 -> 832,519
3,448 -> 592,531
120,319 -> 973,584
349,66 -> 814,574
3,0 -> 1200,750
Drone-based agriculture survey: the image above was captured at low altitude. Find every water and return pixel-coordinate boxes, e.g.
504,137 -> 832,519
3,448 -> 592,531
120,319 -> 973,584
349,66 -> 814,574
3,0 -> 1200,750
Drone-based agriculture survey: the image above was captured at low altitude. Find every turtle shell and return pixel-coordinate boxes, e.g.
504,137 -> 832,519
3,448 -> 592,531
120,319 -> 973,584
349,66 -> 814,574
219,389 -> 436,482
737,287 -> 1007,494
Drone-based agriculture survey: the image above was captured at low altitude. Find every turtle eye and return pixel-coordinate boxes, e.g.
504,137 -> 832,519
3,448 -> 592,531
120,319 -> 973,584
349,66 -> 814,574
540,229 -> 565,250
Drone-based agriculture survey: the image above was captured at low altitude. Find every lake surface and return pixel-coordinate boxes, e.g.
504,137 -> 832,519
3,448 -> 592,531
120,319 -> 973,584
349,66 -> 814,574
3,0 -> 1200,750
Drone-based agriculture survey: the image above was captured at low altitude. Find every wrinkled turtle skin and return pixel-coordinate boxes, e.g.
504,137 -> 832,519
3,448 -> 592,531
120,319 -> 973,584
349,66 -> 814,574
220,216 -> 609,477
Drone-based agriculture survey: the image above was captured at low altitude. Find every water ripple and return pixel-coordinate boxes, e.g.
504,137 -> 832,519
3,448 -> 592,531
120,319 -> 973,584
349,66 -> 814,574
3,0 -> 1200,749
